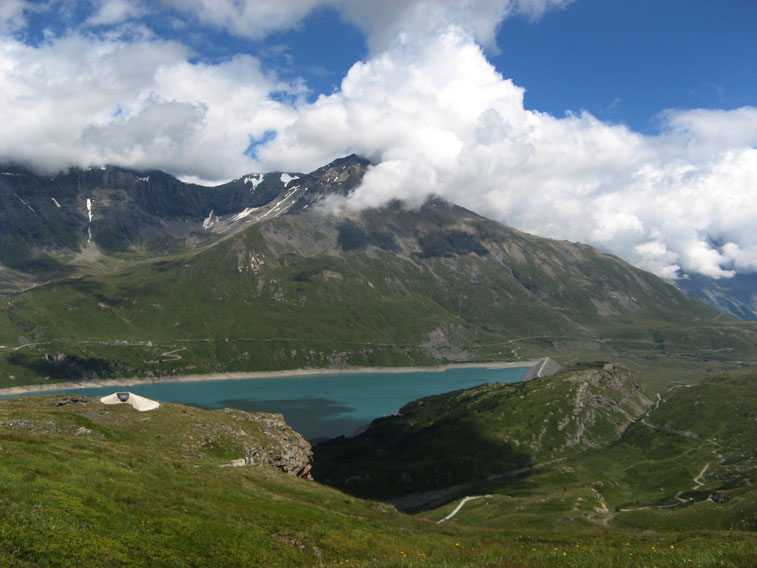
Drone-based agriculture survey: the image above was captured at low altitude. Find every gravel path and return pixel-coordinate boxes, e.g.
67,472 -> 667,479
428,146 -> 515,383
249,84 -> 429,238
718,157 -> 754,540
436,495 -> 492,524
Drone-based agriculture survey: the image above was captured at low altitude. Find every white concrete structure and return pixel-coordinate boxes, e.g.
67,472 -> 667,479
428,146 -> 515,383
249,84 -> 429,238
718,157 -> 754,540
100,392 -> 160,412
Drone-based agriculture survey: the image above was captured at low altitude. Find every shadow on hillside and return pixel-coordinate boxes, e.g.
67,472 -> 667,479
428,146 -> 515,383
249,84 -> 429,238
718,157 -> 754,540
7,352 -> 114,380
311,416 -> 533,504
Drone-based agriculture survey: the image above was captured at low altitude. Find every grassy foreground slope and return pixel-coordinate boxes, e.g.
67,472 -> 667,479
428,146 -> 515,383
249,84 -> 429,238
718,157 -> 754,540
1,392 -> 755,568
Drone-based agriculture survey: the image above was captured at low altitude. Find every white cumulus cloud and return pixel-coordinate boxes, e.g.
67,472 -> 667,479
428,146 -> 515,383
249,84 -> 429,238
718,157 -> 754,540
159,0 -> 573,51
0,0 -> 755,281
0,0 -> 31,34
0,34 -> 299,180
335,0 -> 574,53
159,0 -> 325,41
255,28 -> 757,280
87,0 -> 147,26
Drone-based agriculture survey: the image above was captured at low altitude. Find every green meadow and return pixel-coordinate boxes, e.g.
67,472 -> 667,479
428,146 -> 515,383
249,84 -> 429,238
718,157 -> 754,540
1,368 -> 755,567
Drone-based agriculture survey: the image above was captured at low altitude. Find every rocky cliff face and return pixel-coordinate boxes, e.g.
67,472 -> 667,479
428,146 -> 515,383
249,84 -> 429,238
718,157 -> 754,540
217,409 -> 313,477
554,364 -> 653,451
0,156 -> 371,273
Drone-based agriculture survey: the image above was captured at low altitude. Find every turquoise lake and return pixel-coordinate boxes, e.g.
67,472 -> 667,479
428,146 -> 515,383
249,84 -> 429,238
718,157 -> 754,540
3,366 -> 527,440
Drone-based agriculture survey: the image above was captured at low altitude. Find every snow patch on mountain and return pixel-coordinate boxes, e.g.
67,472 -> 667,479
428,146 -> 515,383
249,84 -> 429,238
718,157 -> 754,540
16,195 -> 36,214
243,174 -> 264,190
202,210 -> 216,230
280,173 -> 299,186
231,207 -> 259,222
86,198 -> 94,242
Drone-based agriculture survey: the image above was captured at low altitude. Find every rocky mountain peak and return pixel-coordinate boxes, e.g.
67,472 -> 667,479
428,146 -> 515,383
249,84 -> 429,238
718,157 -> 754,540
0,154 -> 743,321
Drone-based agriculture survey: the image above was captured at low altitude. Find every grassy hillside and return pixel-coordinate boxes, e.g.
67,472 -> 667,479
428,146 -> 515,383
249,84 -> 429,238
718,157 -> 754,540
313,365 -> 653,501
313,367 -> 757,535
2,201 -> 755,389
1,391 -> 754,567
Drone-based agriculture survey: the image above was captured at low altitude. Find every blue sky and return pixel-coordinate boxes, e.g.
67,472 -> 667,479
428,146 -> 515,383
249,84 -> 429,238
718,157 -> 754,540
493,0 -> 757,132
249,0 -> 757,134
1,0 -> 756,280
14,0 -> 755,132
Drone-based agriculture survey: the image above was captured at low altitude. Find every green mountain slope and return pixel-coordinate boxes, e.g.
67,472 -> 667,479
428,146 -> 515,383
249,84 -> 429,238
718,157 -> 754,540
1,155 -> 755,388
3,195 -> 754,389
313,365 -> 654,502
311,365 -> 757,533
422,369 -> 757,534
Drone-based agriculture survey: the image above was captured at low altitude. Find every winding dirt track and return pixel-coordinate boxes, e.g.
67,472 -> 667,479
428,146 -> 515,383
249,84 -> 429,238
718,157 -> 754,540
436,495 -> 492,524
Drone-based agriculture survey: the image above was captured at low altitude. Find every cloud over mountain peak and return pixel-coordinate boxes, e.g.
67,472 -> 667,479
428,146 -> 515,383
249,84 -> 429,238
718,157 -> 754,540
1,0 -> 755,280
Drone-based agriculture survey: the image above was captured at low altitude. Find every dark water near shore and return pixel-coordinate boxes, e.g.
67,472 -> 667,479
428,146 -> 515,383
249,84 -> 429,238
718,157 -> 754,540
3,366 -> 527,440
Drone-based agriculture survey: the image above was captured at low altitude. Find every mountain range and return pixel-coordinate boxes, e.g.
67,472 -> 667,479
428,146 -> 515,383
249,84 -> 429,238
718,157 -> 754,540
676,272 -> 757,321
3,154 -> 754,318
1,155 -> 755,388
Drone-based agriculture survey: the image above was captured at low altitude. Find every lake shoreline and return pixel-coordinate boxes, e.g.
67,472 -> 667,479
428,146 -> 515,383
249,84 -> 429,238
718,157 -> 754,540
0,360 -> 542,397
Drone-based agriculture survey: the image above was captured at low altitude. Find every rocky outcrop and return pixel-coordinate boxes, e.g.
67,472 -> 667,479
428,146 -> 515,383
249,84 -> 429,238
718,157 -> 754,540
559,365 -> 653,450
220,409 -> 313,477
